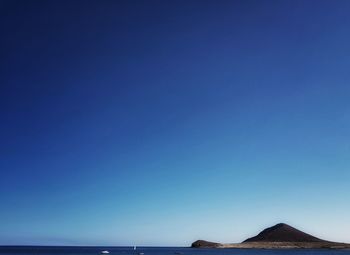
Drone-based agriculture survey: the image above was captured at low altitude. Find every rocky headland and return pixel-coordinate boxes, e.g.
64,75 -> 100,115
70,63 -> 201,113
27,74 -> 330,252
191,223 -> 350,249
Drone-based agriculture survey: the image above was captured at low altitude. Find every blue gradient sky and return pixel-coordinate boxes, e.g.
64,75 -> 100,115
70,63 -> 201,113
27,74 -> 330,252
1,0 -> 350,246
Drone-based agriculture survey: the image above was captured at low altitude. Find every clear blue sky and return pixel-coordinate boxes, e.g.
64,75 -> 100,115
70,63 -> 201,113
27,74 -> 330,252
1,0 -> 350,246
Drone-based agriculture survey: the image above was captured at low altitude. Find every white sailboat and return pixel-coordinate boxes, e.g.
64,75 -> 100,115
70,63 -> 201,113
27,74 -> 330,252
133,246 -> 143,255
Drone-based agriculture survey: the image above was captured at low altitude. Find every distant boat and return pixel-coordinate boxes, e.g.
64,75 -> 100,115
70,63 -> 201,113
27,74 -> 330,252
133,245 -> 143,255
101,251 -> 110,254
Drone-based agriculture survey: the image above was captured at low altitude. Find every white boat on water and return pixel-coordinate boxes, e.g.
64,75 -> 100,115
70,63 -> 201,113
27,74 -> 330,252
133,246 -> 143,255
101,251 -> 110,254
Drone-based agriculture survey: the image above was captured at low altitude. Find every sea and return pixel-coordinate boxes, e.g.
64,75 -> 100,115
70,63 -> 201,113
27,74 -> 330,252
0,247 -> 350,255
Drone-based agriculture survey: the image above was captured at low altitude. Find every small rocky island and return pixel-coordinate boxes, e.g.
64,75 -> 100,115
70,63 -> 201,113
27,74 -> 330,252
192,223 -> 350,249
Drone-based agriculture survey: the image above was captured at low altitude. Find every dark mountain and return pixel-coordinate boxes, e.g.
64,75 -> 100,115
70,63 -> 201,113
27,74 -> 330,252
191,240 -> 220,248
243,223 -> 323,242
191,223 -> 350,249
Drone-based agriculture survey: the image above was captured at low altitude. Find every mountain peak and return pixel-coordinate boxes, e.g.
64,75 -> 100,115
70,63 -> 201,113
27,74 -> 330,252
243,223 -> 323,243
269,223 -> 290,229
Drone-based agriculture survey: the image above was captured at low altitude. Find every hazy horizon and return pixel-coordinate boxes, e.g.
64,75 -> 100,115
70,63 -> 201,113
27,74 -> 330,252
1,0 -> 350,246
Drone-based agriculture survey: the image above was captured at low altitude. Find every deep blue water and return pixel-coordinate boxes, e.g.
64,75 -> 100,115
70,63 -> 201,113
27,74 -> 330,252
0,247 -> 350,255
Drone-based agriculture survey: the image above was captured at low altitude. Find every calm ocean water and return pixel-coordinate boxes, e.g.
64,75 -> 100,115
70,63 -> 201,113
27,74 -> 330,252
0,247 -> 350,255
